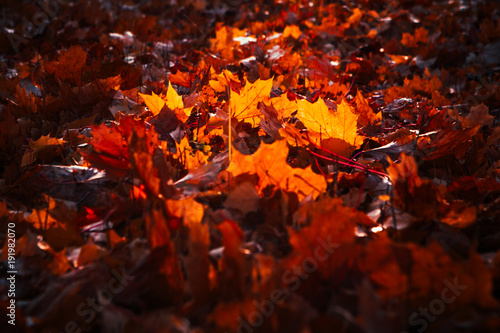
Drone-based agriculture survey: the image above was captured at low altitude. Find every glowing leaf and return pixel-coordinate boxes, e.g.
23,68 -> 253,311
230,78 -> 273,124
169,71 -> 192,88
145,206 -> 171,249
139,91 -> 165,116
283,25 -> 302,39
209,69 -> 241,93
296,98 -> 362,155
139,82 -> 187,116
226,140 -> 326,201
165,81 -> 185,111
165,197 -> 204,227
269,93 -> 297,118
174,137 -> 210,172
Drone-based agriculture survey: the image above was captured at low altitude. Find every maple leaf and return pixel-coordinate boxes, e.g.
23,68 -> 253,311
229,78 -> 273,124
21,135 -> 65,166
268,92 -> 297,118
226,140 -> 326,201
145,206 -> 172,249
139,82 -> 188,116
165,196 -> 204,230
82,119 -> 132,177
209,69 -> 241,93
210,24 -> 246,61
357,235 -> 408,300
292,197 -> 372,244
173,137 -> 210,172
387,153 -> 440,221
223,181 -> 260,215
418,125 -> 480,161
129,129 -> 161,197
169,71 -> 192,88
353,90 -> 381,126
139,91 -> 165,116
165,81 -> 185,111
216,220 -> 249,300
295,97 -> 362,155
183,200 -> 210,309
44,45 -> 88,85
463,103 -> 494,128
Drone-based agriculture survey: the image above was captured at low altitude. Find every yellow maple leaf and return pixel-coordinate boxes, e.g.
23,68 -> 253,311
296,98 -> 362,155
230,78 -> 273,125
139,91 -> 165,116
139,82 -> 188,116
165,81 -> 184,111
227,140 -> 326,201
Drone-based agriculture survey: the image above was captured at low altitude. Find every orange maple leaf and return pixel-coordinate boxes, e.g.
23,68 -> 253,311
226,140 -> 326,201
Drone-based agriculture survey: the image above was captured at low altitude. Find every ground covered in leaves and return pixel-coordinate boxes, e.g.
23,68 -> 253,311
1,0 -> 500,332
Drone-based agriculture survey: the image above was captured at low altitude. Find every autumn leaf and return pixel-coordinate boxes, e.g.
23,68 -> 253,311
353,90 -> 381,126
223,181 -> 260,215
173,137 -> 210,172
268,92 -> 297,118
44,45 -> 88,85
165,196 -> 204,229
169,71 -> 192,88
463,103 -> 494,128
294,97 -> 362,155
165,81 -> 185,111
283,25 -> 302,39
229,77 -> 273,124
129,130 -> 161,197
139,91 -> 165,116
387,152 -> 440,220
21,135 -> 65,167
227,140 -> 326,201
209,69 -> 241,93
210,24 -> 246,60
145,205 -> 172,249
81,118 -> 133,177
139,82 -> 189,116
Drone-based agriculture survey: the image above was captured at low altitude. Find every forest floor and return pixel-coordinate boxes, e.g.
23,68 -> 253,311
1,0 -> 500,332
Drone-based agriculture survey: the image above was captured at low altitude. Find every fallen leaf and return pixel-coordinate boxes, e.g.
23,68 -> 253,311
227,140 -> 326,201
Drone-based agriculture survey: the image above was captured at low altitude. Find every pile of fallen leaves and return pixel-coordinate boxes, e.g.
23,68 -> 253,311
1,0 -> 499,332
